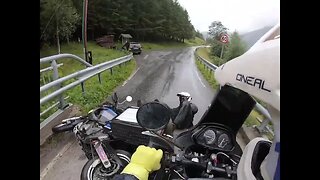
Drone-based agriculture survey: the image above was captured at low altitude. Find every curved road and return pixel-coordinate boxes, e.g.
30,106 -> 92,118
41,47 -> 217,180
115,47 -> 215,123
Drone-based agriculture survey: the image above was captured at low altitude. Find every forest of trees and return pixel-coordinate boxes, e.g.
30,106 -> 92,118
40,0 -> 199,47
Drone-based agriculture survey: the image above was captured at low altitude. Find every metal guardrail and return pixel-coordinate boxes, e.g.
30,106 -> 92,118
253,101 -> 274,136
40,54 -> 133,105
199,55 -> 218,70
40,63 -> 63,73
194,47 -> 274,136
194,48 -> 218,71
256,117 -> 274,136
40,96 -> 70,117
40,53 -> 93,67
40,53 -> 133,119
40,63 -> 63,87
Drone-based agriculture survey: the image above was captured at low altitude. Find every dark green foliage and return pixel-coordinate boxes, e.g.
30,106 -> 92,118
210,39 -> 223,57
195,30 -> 204,39
40,0 -> 197,45
224,31 -> 247,61
207,21 -> 246,63
40,0 -> 81,44
208,21 -> 228,40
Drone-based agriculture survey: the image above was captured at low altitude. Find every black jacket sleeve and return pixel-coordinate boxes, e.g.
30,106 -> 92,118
172,101 -> 193,129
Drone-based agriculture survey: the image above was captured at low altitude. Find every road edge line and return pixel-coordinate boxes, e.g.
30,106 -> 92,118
40,140 -> 76,180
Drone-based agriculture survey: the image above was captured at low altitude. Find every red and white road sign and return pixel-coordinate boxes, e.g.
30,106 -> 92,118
220,34 -> 229,44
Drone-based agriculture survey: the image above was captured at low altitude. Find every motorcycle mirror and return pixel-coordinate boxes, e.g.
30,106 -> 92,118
126,96 -> 133,102
136,102 -> 171,131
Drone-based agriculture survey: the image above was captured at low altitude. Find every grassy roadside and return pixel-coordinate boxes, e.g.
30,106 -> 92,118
40,42 -> 136,122
185,37 -> 206,46
66,60 -> 136,114
197,47 -> 224,66
195,60 -> 219,89
194,48 -> 264,128
197,47 -> 211,60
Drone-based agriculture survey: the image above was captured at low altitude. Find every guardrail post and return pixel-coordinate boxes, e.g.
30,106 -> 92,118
81,82 -> 85,94
98,73 -> 102,84
253,102 -> 274,135
51,59 -> 65,109
256,118 -> 271,133
110,68 -> 113,75
41,73 -> 46,85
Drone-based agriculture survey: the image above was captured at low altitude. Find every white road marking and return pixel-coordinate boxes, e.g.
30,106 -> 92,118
195,70 -> 206,88
40,140 -> 75,180
122,67 -> 140,86
144,55 -> 149,59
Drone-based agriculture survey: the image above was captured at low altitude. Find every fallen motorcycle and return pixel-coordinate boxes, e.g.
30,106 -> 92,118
72,93 -> 137,160
51,92 -> 132,133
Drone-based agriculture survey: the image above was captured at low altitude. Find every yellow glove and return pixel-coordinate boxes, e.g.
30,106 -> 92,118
122,145 -> 163,180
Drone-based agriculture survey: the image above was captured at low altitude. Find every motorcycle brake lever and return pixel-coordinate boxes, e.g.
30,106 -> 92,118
61,116 -> 82,123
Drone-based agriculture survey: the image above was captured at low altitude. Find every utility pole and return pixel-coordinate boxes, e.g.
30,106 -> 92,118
82,0 -> 88,62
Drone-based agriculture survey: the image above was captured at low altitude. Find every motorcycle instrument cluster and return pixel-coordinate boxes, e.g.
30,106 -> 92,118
194,126 -> 234,151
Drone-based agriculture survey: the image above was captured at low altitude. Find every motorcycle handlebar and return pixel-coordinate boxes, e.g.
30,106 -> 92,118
208,166 -> 226,173
61,116 -> 83,122
180,159 -> 207,169
143,131 -> 183,150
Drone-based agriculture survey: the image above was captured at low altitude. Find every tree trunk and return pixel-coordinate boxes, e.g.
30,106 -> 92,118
137,31 -> 139,41
56,19 -> 61,54
67,35 -> 69,44
92,28 -> 94,40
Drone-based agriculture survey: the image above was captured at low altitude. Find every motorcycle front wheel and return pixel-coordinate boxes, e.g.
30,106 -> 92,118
51,117 -> 84,133
80,150 -> 131,180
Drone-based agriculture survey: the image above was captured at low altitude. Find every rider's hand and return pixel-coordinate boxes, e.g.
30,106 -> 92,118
121,145 -> 163,180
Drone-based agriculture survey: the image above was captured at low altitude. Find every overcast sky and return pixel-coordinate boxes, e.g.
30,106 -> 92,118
178,0 -> 280,34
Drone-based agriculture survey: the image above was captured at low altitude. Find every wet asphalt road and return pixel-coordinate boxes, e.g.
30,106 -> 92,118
115,47 -> 215,124
41,47 -> 217,180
